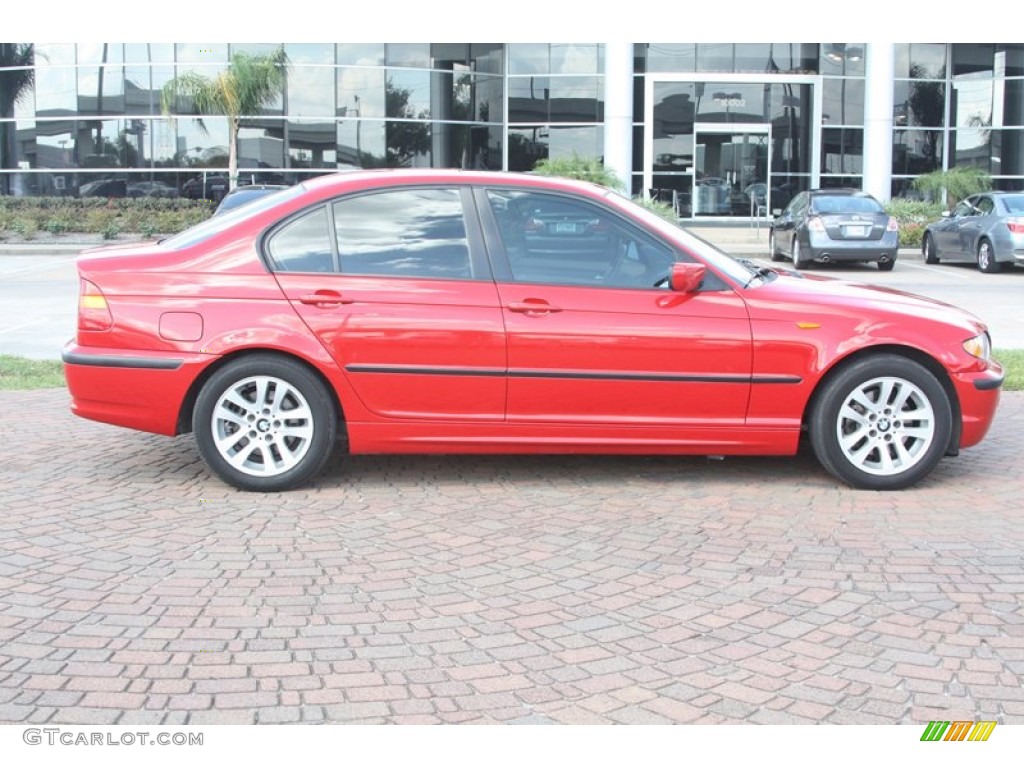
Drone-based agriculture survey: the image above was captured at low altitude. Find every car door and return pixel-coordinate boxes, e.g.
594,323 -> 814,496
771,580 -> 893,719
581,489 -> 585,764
772,193 -> 808,257
271,186 -> 507,422
477,187 -> 752,429
934,197 -> 978,260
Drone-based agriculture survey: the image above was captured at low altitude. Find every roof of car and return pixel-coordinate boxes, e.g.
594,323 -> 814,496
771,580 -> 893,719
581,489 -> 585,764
807,188 -> 875,197
299,168 -> 612,195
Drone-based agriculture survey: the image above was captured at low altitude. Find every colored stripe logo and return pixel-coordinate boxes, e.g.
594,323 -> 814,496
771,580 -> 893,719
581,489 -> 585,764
920,721 -> 997,741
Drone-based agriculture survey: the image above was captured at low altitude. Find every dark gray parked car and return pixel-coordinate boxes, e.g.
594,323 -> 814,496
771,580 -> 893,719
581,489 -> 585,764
769,189 -> 899,271
921,191 -> 1024,273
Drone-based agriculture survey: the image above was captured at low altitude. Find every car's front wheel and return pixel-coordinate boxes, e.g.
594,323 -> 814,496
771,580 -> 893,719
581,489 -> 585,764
808,355 -> 952,491
923,233 -> 939,264
977,239 -> 1002,273
193,354 -> 338,491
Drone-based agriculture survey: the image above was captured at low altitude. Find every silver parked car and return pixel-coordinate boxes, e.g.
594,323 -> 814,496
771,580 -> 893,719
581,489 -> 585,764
921,191 -> 1024,273
769,189 -> 899,271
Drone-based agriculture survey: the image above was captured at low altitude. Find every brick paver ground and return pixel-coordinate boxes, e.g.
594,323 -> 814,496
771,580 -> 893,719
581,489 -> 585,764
1,388 -> 1022,725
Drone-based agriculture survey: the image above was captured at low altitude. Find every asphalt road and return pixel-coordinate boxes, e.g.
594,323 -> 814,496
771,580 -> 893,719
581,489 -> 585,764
0,243 -> 1022,361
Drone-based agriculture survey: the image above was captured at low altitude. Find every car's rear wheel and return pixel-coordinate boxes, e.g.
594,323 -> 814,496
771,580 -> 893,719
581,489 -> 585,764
877,259 -> 896,271
977,239 -> 1001,273
792,236 -> 810,269
923,233 -> 939,264
769,230 -> 784,262
193,354 -> 337,492
808,355 -> 952,491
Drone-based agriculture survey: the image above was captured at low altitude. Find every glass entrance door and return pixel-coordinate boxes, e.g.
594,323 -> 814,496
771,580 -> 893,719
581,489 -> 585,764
694,125 -> 770,217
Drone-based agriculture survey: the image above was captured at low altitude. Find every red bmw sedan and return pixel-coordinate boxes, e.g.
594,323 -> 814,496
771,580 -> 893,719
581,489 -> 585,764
62,170 -> 1004,492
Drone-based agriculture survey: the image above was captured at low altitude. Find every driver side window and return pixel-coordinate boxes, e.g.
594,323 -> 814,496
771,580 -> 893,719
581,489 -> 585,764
485,189 -> 675,289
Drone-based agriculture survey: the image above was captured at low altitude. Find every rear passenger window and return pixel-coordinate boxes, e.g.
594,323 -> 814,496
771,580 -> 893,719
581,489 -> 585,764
267,206 -> 334,273
333,188 -> 472,279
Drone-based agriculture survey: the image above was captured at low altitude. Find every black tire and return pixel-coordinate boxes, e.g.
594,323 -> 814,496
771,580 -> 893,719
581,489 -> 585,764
769,230 -> 784,262
792,236 -> 811,269
977,239 -> 1001,273
923,233 -> 939,264
877,259 -> 896,272
193,354 -> 338,491
808,354 -> 953,491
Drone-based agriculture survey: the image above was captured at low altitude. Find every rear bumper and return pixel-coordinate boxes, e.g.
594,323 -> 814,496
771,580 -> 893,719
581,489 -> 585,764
807,232 -> 899,262
62,342 -> 214,436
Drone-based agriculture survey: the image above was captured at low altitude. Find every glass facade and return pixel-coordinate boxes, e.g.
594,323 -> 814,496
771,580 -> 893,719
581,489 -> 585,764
2,42 -> 1024,207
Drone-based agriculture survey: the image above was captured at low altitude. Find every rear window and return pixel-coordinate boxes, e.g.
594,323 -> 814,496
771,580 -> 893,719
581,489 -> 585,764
162,185 -> 304,249
810,195 -> 884,215
1001,194 -> 1024,214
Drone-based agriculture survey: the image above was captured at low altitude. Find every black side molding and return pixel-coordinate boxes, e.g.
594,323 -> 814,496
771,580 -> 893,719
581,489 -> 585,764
61,351 -> 183,370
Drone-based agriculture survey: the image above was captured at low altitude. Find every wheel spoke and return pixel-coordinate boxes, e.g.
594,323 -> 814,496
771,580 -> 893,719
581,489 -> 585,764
223,390 -> 254,413
892,439 -> 915,468
839,404 -> 871,427
900,425 -> 933,441
213,406 -> 247,428
253,377 -> 270,409
278,424 -> 314,440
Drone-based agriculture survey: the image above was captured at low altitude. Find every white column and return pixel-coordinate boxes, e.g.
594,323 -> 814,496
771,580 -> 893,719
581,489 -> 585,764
602,42 -> 634,192
863,43 -> 895,202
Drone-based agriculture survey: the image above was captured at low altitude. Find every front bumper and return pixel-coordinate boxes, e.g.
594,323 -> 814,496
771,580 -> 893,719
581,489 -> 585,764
951,361 -> 1004,449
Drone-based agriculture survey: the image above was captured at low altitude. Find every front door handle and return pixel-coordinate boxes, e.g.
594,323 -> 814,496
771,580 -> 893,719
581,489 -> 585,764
298,290 -> 355,307
506,299 -> 562,315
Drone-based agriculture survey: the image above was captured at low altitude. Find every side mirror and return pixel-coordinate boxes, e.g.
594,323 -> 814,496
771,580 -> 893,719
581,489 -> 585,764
670,262 -> 706,293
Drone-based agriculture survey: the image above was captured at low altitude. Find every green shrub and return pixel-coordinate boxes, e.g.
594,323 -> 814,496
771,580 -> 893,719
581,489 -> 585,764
44,217 -> 71,235
102,220 -> 122,240
532,153 -> 626,191
11,218 -> 36,239
0,196 -> 214,237
631,196 -> 679,224
885,199 -> 944,249
912,166 -> 992,208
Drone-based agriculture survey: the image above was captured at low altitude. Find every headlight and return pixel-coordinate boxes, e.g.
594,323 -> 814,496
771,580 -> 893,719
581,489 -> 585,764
963,332 -> 992,362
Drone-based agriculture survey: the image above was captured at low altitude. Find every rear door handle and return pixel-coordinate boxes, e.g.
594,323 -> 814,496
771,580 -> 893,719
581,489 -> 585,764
506,299 -> 562,314
298,290 -> 355,307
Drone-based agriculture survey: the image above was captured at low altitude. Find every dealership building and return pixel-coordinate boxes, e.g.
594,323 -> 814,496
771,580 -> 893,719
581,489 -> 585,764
1,43 -> 1022,218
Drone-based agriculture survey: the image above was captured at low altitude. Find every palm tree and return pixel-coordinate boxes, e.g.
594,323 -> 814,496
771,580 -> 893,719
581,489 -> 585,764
0,43 -> 35,195
161,47 -> 288,191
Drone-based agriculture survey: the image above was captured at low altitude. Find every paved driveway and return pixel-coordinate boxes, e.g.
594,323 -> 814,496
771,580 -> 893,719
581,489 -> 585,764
1,389 -> 1022,725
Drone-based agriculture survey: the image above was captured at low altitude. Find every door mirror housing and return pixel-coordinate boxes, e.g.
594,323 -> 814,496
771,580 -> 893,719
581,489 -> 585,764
670,262 -> 706,293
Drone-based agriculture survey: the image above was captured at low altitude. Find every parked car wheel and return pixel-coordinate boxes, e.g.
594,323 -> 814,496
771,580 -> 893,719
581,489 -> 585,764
768,230 -> 784,262
193,355 -> 338,492
877,259 -> 896,272
809,355 -> 952,491
977,239 -> 1001,273
923,233 -> 939,265
792,236 -> 810,269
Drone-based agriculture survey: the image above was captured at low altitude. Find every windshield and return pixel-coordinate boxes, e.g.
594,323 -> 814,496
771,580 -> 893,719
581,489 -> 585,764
162,184 -> 305,249
602,190 -> 757,285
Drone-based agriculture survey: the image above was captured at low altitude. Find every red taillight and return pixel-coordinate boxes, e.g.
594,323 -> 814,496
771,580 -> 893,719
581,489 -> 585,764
807,216 -> 825,232
887,216 -> 899,232
78,278 -> 113,332
1008,217 -> 1024,234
